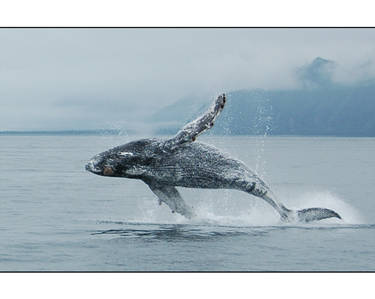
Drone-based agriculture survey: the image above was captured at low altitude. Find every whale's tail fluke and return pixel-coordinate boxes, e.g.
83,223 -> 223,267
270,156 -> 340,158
260,194 -> 342,222
247,189 -> 342,223
279,204 -> 342,223
296,207 -> 342,222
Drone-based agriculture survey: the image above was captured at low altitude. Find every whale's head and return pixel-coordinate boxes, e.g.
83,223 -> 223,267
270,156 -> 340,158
85,139 -> 154,178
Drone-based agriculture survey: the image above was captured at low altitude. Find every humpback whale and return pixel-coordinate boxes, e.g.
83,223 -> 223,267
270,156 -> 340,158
86,94 -> 341,222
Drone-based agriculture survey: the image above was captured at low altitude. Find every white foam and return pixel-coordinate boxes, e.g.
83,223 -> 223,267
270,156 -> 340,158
125,187 -> 365,227
124,189 -> 279,227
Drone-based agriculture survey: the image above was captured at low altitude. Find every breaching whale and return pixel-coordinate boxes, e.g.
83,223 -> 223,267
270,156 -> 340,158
86,94 -> 341,222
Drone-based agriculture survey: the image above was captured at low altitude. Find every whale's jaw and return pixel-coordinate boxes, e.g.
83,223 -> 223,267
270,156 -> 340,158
85,160 -> 102,175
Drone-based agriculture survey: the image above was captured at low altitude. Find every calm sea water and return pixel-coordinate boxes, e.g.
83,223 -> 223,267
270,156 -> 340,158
1,135 -> 375,271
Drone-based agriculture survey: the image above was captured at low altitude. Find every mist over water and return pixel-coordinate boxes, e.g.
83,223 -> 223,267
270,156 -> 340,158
1,134 -> 374,271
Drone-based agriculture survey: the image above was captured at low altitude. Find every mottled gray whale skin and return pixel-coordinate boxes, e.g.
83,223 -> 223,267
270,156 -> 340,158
86,94 -> 341,222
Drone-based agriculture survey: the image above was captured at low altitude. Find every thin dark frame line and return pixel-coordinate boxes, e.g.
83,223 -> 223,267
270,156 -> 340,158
1,25 -> 374,274
1,271 -> 375,273
0,26 -> 375,29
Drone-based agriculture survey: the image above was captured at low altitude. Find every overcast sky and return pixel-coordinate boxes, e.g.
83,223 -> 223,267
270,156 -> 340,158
1,28 -> 375,131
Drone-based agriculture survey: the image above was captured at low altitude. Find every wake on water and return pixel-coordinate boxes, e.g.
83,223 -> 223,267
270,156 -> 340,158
93,190 -> 368,243
96,188 -> 364,230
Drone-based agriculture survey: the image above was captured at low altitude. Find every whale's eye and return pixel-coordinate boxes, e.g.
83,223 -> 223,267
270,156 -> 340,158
103,166 -> 114,176
118,152 -> 134,157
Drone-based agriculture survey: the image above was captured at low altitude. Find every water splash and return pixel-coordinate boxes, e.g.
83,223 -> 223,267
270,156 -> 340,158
109,186 -> 364,228
253,92 -> 273,179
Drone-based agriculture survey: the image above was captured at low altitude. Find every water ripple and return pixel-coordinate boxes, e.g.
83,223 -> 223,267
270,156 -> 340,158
91,220 -> 375,243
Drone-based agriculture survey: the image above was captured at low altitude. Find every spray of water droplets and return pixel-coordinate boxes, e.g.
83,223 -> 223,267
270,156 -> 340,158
253,92 -> 273,179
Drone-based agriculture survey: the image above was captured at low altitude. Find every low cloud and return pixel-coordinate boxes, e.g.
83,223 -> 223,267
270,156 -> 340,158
296,57 -> 336,88
0,28 -> 375,131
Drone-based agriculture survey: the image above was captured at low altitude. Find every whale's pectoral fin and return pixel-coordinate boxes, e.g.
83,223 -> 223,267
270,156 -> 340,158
164,94 -> 226,149
146,182 -> 195,219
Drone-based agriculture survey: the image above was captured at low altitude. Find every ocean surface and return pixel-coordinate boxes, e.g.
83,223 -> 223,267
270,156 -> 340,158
1,134 -> 375,271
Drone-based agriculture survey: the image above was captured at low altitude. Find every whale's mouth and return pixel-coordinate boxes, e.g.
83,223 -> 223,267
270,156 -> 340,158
85,160 -> 102,174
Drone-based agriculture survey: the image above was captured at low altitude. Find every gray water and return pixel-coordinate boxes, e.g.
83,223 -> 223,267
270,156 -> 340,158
1,135 -> 375,271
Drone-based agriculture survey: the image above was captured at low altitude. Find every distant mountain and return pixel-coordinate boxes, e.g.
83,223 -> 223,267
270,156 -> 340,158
221,85 -> 375,136
150,95 -> 209,135
297,57 -> 336,88
152,84 -> 375,137
150,58 -> 375,137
